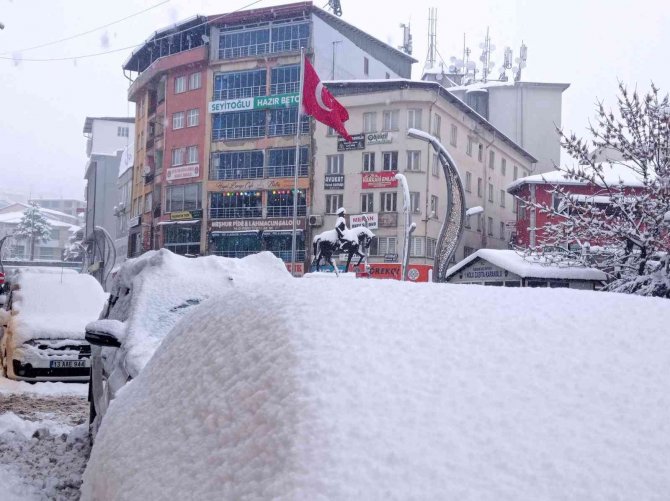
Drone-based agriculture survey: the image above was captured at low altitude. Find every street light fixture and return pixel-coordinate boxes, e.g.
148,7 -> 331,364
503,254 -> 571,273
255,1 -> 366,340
407,128 -> 466,282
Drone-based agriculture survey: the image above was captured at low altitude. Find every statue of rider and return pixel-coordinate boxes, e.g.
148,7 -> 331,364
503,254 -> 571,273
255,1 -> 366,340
335,207 -> 348,247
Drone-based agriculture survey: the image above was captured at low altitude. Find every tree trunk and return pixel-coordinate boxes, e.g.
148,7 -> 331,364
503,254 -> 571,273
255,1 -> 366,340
29,235 -> 35,261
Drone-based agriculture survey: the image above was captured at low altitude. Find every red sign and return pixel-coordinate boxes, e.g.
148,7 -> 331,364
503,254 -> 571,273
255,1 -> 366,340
0,272 -> 4,285
355,263 -> 432,282
285,263 -> 305,276
362,171 -> 398,189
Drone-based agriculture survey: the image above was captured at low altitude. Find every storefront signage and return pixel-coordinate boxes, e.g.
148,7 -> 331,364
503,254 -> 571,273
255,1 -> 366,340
170,210 -> 203,221
337,133 -> 365,151
285,263 -> 305,275
129,216 -> 140,228
464,264 -> 504,280
210,218 -> 306,231
167,164 -> 200,182
362,171 -> 398,189
356,263 -> 432,282
383,253 -> 397,262
208,93 -> 299,113
378,212 -> 398,227
366,132 -> 393,145
213,177 -> 308,191
350,213 -> 378,229
324,174 -> 345,190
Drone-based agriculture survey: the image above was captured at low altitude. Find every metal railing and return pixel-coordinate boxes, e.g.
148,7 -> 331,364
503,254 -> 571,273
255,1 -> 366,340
209,167 -> 264,180
266,164 -> 308,178
266,205 -> 306,218
209,207 -> 262,219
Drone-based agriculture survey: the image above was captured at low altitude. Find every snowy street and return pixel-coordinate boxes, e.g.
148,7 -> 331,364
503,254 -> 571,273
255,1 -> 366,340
0,378 -> 90,500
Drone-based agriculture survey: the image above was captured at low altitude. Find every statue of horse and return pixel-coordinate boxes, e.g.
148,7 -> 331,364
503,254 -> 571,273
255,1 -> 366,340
312,226 -> 375,275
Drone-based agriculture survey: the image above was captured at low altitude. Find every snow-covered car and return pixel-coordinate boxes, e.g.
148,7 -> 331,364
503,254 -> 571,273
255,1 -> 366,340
0,268 -> 107,382
82,278 -> 670,500
85,249 -> 291,438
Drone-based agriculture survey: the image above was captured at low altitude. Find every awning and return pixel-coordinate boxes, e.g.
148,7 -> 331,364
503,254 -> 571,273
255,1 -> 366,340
157,219 -> 201,226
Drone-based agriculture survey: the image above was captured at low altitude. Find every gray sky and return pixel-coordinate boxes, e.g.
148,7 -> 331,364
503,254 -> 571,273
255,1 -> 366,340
1,0 -> 669,200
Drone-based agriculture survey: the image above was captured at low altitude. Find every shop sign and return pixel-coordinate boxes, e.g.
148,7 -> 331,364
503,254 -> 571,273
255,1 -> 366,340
213,177 -> 307,191
208,93 -> 299,113
366,132 -> 393,145
356,263 -> 432,282
362,171 -> 398,189
129,216 -> 140,228
337,133 -> 365,151
350,213 -> 378,229
324,174 -> 345,190
170,210 -> 203,221
383,253 -> 397,263
285,263 -> 305,275
167,165 -> 200,182
378,212 -> 398,227
210,218 -> 306,231
464,263 -> 505,280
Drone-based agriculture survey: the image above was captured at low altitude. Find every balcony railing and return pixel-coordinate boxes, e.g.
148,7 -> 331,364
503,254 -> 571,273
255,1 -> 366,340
209,167 -> 264,181
266,164 -> 308,178
210,249 -> 262,258
270,249 -> 305,262
209,207 -> 262,219
266,205 -> 306,218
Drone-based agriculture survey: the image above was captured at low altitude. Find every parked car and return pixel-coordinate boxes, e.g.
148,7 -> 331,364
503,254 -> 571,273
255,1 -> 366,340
82,277 -> 670,500
86,249 -> 291,438
0,267 -> 107,382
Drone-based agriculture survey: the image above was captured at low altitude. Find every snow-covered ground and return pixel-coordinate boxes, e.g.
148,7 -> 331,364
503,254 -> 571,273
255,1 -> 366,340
82,280 -> 670,500
0,377 -> 90,500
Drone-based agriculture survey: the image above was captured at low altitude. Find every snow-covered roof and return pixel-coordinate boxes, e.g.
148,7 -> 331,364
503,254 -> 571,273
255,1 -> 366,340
446,249 -> 607,281
0,211 -> 80,232
507,163 -> 646,192
103,249 -> 292,377
82,277 -> 670,499
9,270 -> 107,344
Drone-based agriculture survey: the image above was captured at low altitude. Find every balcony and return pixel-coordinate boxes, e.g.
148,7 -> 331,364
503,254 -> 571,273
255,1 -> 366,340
209,207 -> 262,219
266,164 -> 308,178
266,206 -> 306,218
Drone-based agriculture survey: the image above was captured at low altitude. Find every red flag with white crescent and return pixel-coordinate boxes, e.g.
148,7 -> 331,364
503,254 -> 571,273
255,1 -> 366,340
302,58 -> 352,142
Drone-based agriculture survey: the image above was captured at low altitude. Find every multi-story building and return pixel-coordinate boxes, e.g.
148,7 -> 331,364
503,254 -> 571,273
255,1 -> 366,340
310,80 -> 536,276
123,1 -> 415,269
114,144 -> 135,267
28,198 -> 85,218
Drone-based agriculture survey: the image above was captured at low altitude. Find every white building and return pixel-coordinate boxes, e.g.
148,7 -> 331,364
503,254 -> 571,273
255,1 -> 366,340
311,80 -> 536,274
28,198 -> 85,218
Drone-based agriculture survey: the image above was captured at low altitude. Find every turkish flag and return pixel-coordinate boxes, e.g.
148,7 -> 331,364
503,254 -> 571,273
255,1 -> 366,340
302,58 -> 352,141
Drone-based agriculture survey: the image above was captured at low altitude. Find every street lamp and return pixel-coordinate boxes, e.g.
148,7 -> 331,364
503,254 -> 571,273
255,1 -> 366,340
407,128 -> 466,282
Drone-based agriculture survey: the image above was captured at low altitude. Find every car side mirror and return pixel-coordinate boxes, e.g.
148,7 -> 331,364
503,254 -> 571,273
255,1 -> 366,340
85,319 -> 125,348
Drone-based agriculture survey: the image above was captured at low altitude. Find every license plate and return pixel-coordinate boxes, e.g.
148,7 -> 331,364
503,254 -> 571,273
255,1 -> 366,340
50,360 -> 88,368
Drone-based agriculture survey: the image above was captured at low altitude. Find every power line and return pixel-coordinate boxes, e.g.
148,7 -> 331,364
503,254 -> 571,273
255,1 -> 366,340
0,0 -> 265,63
0,0 -> 171,56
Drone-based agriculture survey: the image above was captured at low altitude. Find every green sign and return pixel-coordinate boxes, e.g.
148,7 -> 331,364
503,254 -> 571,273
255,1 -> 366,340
209,93 -> 299,113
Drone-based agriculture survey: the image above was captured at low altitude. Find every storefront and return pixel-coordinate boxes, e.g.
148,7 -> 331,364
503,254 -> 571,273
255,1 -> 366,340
445,249 -> 606,289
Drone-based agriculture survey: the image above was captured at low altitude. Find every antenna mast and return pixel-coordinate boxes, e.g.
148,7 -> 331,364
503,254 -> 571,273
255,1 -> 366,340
398,22 -> 413,55
425,8 -> 437,70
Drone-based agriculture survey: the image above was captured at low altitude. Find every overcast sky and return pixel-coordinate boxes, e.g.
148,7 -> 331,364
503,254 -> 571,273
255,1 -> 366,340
1,0 -> 669,200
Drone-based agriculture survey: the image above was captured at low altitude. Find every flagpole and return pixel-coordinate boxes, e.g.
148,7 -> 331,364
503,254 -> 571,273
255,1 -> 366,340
291,47 -> 306,277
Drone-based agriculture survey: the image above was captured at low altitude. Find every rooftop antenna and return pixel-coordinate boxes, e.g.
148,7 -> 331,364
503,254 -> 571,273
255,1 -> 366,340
398,22 -> 413,55
513,42 -> 528,82
425,7 -> 437,70
478,27 -> 495,83
326,0 -> 343,16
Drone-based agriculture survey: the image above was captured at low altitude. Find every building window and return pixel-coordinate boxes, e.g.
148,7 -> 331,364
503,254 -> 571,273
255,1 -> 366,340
513,165 -> 519,180
213,69 -> 266,100
326,126 -> 336,136
487,216 -> 493,236
426,237 -> 437,258
409,192 -> 420,213
430,195 -> 438,217
327,154 -> 344,174
267,147 -> 308,178
382,110 -> 399,131
501,158 -> 507,176
363,112 -> 377,133
489,150 -> 495,169
432,114 -> 441,138
212,110 -> 266,140
465,172 -> 472,192
266,189 -> 306,217
465,214 -> 471,228
364,56 -> 369,76
174,76 -> 186,94
377,236 -> 397,255
478,144 -> 483,162
464,246 -> 475,258
476,214 -> 482,232
164,224 -> 201,256
218,26 -> 272,59
432,154 -> 439,177
210,150 -> 263,180
166,183 -> 201,212
477,178 -> 483,197
189,72 -> 201,90
500,221 -> 505,239
381,192 -> 397,212
271,65 -> 300,94
406,150 -> 421,171
500,190 -> 506,207
326,194 -> 344,214
466,137 -> 473,156
187,146 -> 198,164
363,152 -> 375,172
270,22 -> 310,54
268,108 -> 309,136
361,193 -> 374,213
410,236 -> 425,257
407,109 -> 422,130
488,183 -> 494,202
512,197 -> 518,214
187,109 -> 200,127
382,151 -> 398,171
172,112 -> 185,130
117,127 -> 129,137
450,124 -> 458,147
171,147 -> 185,166
144,192 -> 153,213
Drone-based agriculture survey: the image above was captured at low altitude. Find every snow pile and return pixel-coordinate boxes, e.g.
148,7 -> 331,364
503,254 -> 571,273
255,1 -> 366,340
0,377 -> 88,397
0,412 -> 71,438
507,162 -> 646,191
0,465 -> 41,501
9,270 -> 107,344
104,249 -> 291,376
83,279 -> 670,500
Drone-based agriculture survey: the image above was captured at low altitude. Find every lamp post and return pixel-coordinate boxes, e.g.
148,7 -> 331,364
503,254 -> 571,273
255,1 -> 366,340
407,128 -> 466,282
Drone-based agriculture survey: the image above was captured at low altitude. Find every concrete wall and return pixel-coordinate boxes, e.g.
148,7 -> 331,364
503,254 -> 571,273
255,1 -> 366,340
90,120 -> 135,156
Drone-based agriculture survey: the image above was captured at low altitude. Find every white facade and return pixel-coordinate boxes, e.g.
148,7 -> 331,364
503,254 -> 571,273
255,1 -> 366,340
84,118 -> 135,157
311,81 -> 536,268
28,198 -> 85,218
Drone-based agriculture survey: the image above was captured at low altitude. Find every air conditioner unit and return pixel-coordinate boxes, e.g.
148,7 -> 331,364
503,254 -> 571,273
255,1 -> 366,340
308,214 -> 323,227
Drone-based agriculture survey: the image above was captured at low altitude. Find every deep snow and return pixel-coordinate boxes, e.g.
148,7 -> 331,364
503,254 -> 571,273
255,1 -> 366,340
82,279 -> 670,500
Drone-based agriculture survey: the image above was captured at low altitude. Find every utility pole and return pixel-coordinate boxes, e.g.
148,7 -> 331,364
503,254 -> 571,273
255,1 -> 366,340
331,40 -> 342,80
